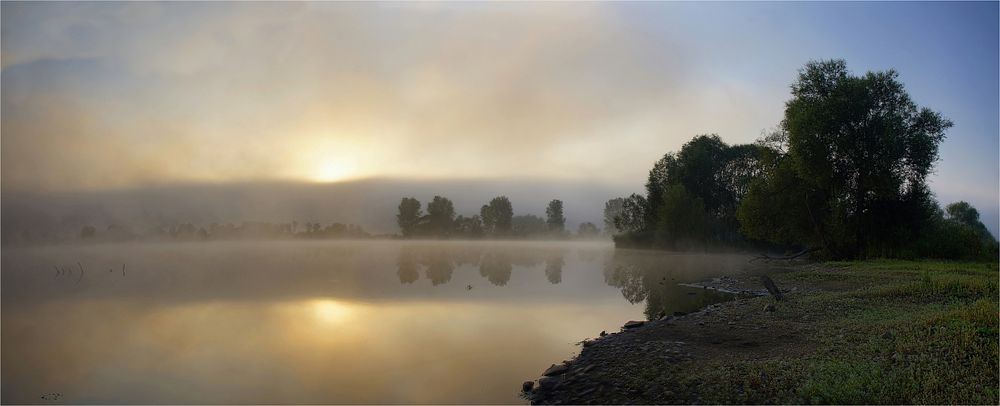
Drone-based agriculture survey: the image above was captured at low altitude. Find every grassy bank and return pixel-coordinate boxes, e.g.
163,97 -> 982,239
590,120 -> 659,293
528,260 -> 999,404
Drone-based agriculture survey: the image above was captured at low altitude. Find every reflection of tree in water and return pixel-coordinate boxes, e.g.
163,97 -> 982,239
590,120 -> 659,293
479,252 -> 513,286
604,251 -> 736,320
396,250 -> 420,284
422,251 -> 455,286
544,254 -> 565,284
394,245 -> 580,287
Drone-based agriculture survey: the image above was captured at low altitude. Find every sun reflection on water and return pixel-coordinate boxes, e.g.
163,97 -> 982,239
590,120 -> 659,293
310,299 -> 355,324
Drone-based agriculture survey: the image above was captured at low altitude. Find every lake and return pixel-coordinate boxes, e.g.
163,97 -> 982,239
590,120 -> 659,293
1,240 -> 751,404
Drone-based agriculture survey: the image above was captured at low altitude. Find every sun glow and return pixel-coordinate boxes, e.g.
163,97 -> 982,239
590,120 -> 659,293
310,299 -> 355,324
311,161 -> 358,183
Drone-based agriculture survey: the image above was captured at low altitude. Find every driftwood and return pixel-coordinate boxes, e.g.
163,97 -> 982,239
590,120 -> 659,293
750,247 -> 818,262
759,275 -> 784,301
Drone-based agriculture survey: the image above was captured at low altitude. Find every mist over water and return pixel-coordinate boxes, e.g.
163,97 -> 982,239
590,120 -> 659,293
2,240 -> 750,404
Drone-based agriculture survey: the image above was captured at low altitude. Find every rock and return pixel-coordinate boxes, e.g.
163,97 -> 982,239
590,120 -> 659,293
581,364 -> 596,373
764,304 -> 776,312
673,311 -> 687,316
599,330 -> 607,337
522,381 -> 535,392
583,340 -> 595,348
543,363 -> 570,376
623,320 -> 645,329
538,376 -> 562,390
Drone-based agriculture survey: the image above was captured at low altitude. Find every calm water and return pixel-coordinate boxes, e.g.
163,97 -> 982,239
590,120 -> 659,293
2,240 -> 750,404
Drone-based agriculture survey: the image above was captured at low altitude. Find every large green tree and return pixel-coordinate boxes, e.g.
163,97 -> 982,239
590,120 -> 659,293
741,59 -> 952,258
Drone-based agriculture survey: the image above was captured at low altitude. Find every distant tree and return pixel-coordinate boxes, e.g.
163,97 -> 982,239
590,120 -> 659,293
481,196 -> 513,236
577,222 -> 600,238
511,214 -> 548,236
454,215 -> 484,239
603,198 -> 624,235
425,196 -> 456,238
615,193 -> 647,233
546,199 -> 565,233
945,201 -> 995,243
397,197 -> 422,237
80,225 -> 96,239
480,205 -> 494,234
946,201 -> 981,228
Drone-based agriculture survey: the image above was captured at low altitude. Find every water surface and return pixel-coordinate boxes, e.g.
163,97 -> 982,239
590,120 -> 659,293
2,240 -> 749,404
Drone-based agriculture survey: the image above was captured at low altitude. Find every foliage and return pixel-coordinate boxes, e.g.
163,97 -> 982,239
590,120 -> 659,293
545,199 -> 566,233
777,59 -> 951,258
481,196 -> 514,236
614,193 -> 647,234
654,184 -> 710,249
512,214 -> 547,237
603,198 -> 624,235
577,222 -> 600,238
424,196 -> 456,238
396,197 -> 422,237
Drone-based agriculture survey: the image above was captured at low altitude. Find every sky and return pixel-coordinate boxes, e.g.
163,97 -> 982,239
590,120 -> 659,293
2,1 -> 998,232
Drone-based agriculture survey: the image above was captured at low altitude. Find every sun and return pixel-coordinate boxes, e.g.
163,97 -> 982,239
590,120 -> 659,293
312,161 -> 357,183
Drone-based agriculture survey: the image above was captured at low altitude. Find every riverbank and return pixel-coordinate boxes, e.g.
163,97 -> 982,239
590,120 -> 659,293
524,260 -> 999,404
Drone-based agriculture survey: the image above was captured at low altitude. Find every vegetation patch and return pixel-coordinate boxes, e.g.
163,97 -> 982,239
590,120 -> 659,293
528,260 -> 999,405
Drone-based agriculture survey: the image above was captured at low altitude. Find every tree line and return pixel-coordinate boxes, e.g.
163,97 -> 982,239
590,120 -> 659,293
74,221 -> 370,242
396,195 -> 601,239
604,59 -> 997,260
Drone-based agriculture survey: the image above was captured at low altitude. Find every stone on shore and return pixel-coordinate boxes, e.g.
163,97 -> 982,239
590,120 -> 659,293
623,320 -> 645,329
543,363 -> 570,376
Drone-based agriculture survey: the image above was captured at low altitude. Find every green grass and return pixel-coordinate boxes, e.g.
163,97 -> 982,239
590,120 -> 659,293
689,260 -> 999,404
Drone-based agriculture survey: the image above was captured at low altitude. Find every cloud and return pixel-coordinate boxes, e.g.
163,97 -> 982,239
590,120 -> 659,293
2,2 -> 782,192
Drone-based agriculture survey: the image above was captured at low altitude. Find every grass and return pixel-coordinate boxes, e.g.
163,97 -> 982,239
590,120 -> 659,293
685,260 -> 999,404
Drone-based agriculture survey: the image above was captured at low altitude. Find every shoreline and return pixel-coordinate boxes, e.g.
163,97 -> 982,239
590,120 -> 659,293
522,260 -> 999,405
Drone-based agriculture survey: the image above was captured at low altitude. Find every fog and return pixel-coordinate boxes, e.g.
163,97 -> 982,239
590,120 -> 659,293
1,178 -> 634,241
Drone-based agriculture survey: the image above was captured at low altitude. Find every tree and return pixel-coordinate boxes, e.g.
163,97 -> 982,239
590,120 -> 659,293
545,199 -> 565,233
397,197 -> 422,237
655,184 -> 710,248
481,196 -> 513,236
946,201 -> 981,227
945,201 -> 995,243
603,198 -> 624,235
454,215 -> 484,239
512,215 -> 547,236
425,196 -> 456,238
577,222 -> 600,238
615,193 -> 647,233
780,59 -> 952,257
